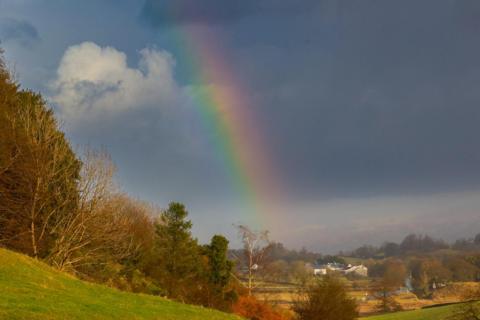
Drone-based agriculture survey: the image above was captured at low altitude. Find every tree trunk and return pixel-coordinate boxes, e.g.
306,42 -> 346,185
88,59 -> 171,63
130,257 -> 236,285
30,177 -> 41,258
248,249 -> 253,295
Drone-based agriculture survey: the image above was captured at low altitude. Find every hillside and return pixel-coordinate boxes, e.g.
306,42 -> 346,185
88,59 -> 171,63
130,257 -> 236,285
0,248 -> 242,320
361,306 -> 451,320
361,303 -> 475,320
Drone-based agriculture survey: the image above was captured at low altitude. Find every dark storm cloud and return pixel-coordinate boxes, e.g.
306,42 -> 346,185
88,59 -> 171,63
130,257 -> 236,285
140,0 -> 318,26
233,0 -> 480,199
32,0 -> 480,203
137,0 -> 480,200
0,18 -> 39,47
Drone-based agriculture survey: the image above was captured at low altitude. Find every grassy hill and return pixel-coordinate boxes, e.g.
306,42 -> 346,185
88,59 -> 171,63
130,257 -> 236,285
0,248 -> 242,320
361,306 -> 451,320
361,303 -> 471,320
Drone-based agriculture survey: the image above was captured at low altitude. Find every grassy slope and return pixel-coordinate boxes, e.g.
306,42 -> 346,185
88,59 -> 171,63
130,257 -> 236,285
361,303 -> 473,320
361,306 -> 451,320
0,248 -> 242,320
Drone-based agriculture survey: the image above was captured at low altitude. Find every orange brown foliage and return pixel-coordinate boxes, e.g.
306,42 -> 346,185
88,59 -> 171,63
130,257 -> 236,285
232,295 -> 290,320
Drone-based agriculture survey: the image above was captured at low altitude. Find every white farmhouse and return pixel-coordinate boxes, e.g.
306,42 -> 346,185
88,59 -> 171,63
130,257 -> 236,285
312,263 -> 368,277
343,264 -> 368,277
313,267 -> 327,275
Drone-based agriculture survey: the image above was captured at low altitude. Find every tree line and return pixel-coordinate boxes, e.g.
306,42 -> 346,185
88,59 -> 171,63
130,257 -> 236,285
346,233 -> 480,260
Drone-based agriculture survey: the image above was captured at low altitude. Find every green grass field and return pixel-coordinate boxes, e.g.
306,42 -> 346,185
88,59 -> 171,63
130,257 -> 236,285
361,304 -> 461,320
0,248 -> 242,320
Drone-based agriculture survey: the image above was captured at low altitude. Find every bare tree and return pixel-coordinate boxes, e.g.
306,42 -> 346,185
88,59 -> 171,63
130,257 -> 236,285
236,224 -> 270,295
46,148 -> 115,270
47,149 -> 153,273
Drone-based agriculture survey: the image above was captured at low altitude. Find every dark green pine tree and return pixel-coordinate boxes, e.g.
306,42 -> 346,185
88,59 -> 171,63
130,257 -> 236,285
206,235 -> 233,290
201,235 -> 236,310
154,202 -> 200,299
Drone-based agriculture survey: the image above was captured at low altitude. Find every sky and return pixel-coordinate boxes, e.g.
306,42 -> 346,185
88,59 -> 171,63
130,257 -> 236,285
2,0 -> 480,252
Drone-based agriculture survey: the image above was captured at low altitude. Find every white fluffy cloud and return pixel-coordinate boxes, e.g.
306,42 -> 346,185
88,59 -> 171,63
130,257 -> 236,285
50,42 -> 180,123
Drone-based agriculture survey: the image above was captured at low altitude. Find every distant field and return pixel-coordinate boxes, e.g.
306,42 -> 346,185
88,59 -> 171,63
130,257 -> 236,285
0,248 -> 242,320
251,275 -> 477,318
361,303 -> 464,320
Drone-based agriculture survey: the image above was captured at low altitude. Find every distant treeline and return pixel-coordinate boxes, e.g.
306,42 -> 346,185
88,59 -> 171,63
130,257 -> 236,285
228,232 -> 480,296
230,242 -> 322,267
340,234 -> 480,300
344,233 -> 480,259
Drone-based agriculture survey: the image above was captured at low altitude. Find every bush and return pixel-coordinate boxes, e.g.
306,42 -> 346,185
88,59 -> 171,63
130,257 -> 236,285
232,296 -> 289,320
293,275 -> 358,320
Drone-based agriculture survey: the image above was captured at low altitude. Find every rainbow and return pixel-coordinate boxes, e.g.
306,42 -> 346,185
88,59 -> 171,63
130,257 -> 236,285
167,26 -> 283,227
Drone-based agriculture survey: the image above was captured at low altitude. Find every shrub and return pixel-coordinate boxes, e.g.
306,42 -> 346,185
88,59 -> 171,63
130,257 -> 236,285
232,296 -> 288,320
293,275 -> 358,320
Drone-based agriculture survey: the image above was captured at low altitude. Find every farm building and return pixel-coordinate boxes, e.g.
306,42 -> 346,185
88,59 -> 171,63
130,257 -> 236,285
313,263 -> 368,277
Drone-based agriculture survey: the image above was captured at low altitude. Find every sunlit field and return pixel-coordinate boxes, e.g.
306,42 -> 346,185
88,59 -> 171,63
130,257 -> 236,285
0,248 -> 241,320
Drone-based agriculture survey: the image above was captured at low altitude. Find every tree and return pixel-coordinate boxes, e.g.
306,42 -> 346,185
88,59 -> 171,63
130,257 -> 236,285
474,233 -> 480,246
203,234 -> 235,309
265,242 -> 322,263
400,234 -> 448,254
293,275 -> 358,320
153,202 -> 201,300
409,257 -> 452,297
383,242 -> 401,257
372,260 -> 406,312
0,58 -> 81,258
289,260 -> 312,286
453,239 -> 474,251
206,235 -> 233,289
351,245 -> 379,259
263,259 -> 289,282
46,149 -> 116,270
444,257 -> 479,282
236,225 -> 270,295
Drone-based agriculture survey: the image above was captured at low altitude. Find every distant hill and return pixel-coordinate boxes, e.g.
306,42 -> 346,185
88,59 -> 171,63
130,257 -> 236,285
0,248 -> 242,320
